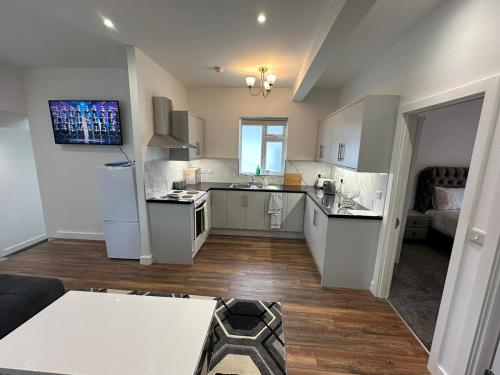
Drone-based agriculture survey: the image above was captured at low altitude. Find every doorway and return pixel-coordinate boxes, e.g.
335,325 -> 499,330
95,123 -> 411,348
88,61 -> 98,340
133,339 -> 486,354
388,98 -> 483,350
370,76 -> 500,374
0,113 -> 46,257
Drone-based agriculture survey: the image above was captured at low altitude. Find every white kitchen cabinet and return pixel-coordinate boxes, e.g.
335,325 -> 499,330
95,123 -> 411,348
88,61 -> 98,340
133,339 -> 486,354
148,202 -> 195,264
315,117 -> 332,162
170,112 -> 205,160
284,193 -> 305,232
226,191 -> 246,229
225,191 -> 266,230
303,196 -> 327,275
188,113 -> 204,159
245,192 -> 266,230
337,100 -> 363,169
210,190 -> 227,228
318,95 -> 400,172
304,195 -> 382,288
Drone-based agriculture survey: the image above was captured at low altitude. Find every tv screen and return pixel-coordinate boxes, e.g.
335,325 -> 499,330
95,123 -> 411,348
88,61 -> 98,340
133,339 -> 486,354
48,100 -> 122,145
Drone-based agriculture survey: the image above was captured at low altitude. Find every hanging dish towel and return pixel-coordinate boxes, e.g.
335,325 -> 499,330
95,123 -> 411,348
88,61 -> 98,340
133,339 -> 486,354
268,192 -> 283,229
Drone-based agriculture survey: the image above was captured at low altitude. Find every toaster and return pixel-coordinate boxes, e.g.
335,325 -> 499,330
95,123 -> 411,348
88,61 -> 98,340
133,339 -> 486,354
323,180 -> 336,195
315,176 -> 333,188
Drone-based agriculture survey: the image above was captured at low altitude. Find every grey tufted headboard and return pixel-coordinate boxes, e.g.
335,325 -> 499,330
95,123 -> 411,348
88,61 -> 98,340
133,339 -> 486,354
413,167 -> 469,213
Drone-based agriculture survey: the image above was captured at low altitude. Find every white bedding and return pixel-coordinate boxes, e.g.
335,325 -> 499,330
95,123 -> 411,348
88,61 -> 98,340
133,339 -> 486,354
425,209 -> 460,238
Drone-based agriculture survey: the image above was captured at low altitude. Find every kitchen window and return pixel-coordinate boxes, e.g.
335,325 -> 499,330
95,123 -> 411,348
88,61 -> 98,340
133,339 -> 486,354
239,117 -> 288,176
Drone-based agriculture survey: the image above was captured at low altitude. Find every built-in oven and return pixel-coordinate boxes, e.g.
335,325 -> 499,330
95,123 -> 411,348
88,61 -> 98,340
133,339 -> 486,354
193,194 -> 208,256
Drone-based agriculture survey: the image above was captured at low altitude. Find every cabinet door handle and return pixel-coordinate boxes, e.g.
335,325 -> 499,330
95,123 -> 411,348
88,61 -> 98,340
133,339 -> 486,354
196,142 -> 200,155
319,145 -> 324,158
337,143 -> 341,161
313,210 -> 317,227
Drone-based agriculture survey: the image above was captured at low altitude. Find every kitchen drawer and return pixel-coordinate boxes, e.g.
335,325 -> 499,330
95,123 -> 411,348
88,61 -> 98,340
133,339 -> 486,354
404,228 -> 428,241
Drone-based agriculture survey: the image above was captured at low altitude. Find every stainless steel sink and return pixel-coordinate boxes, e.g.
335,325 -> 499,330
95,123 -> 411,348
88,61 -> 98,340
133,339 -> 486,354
228,183 -> 279,190
229,183 -> 262,189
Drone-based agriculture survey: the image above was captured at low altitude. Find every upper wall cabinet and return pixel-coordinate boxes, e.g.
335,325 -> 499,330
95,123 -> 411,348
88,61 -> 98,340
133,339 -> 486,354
316,117 -> 332,163
170,112 -> 205,161
316,95 -> 400,172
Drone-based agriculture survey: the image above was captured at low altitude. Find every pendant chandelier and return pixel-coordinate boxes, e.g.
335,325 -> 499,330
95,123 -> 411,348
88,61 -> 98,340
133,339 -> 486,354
245,67 -> 277,98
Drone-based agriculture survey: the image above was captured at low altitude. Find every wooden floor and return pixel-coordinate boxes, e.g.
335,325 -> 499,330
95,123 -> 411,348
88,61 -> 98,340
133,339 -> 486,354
0,235 -> 429,374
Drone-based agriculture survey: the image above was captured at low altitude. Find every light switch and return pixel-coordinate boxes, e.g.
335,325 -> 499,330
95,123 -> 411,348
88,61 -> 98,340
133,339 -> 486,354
469,227 -> 486,247
376,190 -> 383,199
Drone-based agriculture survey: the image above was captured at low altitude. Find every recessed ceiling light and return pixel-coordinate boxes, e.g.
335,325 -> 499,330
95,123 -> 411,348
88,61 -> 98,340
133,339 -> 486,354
257,13 -> 266,24
103,18 -> 115,29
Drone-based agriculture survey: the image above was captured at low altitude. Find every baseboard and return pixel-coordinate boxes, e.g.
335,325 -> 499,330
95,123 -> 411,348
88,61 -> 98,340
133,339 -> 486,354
55,231 -> 104,241
2,234 -> 48,256
140,254 -> 153,265
210,228 -> 304,239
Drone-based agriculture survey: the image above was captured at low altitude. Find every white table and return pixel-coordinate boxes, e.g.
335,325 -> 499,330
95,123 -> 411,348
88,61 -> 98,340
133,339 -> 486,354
0,291 -> 216,375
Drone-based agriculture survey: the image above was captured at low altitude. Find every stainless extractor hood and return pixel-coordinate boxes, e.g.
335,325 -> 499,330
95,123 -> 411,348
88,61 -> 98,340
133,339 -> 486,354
148,97 -> 195,148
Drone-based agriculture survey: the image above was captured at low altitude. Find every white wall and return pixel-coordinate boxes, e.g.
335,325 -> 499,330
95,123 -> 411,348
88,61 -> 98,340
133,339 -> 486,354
0,61 -> 26,114
415,99 -> 481,172
133,48 -> 188,162
126,47 -> 189,263
409,98 -> 482,207
24,68 -> 134,239
187,87 -> 338,160
0,125 -> 46,255
339,0 -> 500,107
0,60 -> 46,255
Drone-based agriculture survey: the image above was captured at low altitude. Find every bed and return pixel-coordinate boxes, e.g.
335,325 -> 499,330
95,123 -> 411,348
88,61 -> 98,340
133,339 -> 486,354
413,166 -> 468,239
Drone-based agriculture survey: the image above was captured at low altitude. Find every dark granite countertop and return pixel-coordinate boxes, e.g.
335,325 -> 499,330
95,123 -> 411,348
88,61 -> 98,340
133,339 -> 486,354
196,182 -> 382,220
146,182 -> 382,220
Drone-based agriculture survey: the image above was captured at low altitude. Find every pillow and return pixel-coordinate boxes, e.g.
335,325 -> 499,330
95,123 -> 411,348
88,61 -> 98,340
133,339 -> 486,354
433,187 -> 465,210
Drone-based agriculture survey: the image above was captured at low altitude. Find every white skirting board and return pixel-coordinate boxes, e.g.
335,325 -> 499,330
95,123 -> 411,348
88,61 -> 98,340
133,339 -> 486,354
2,234 -> 47,256
210,228 -> 304,239
140,254 -> 153,265
54,231 -> 104,241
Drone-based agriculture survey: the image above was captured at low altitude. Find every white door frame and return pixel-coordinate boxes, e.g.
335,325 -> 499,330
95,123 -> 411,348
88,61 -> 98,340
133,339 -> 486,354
370,75 -> 500,374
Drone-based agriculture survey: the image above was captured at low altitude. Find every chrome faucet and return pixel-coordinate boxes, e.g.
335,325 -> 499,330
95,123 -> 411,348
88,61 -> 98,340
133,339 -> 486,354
248,175 -> 256,186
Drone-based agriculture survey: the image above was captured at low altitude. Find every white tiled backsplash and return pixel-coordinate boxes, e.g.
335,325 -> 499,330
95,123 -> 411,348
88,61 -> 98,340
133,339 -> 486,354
143,159 -> 188,198
143,157 -> 388,214
189,158 -> 333,186
331,167 -> 388,215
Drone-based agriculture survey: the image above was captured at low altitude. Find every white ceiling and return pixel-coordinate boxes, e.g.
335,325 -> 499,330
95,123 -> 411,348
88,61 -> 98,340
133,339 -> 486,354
0,0 -> 333,87
316,0 -> 448,88
0,0 -> 446,89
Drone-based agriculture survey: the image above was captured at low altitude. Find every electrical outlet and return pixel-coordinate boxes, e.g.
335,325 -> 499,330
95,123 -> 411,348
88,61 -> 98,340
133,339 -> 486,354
376,190 -> 383,199
208,169 -> 213,174
200,168 -> 207,174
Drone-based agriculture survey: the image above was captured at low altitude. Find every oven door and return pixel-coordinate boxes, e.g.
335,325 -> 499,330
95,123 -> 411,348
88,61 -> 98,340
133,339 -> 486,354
194,200 -> 207,240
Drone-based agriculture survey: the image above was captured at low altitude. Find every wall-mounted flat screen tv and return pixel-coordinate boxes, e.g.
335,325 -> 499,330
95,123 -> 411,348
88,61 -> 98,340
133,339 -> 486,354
48,100 -> 122,145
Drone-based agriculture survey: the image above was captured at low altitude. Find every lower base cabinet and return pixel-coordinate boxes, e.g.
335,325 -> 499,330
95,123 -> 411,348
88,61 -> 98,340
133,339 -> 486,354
303,196 -> 381,289
303,195 -> 327,275
211,190 -> 304,233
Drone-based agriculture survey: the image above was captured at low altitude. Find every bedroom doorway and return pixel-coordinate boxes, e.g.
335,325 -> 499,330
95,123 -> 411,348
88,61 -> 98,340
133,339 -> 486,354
370,76 -> 500,373
388,98 -> 483,351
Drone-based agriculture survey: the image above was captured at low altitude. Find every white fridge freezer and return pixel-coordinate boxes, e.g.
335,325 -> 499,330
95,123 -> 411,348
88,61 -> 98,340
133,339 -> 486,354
96,164 -> 140,259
